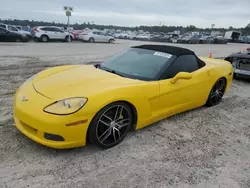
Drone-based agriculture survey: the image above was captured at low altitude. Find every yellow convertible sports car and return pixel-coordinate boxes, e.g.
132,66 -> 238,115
14,45 -> 233,149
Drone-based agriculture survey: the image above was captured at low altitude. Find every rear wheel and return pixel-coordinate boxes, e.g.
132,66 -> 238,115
65,35 -> 72,42
88,102 -> 133,149
41,35 -> 49,42
206,78 -> 226,107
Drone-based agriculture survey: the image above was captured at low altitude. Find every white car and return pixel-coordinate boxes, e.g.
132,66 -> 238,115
78,31 -> 115,43
32,26 -> 74,42
0,24 -> 31,38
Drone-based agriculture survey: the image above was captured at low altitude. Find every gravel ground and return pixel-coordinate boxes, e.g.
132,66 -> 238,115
0,40 -> 250,188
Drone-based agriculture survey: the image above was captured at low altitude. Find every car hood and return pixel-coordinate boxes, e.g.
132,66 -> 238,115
227,52 -> 250,58
32,65 -> 143,100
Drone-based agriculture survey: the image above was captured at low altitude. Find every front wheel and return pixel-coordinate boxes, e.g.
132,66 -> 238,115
89,37 -> 95,43
16,37 -> 21,42
108,39 -> 115,43
88,102 -> 133,149
206,78 -> 226,107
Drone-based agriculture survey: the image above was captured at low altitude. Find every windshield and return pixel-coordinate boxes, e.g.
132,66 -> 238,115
99,48 -> 173,80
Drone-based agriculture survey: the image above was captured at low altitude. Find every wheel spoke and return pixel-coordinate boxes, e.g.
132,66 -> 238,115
114,106 -> 123,121
214,94 -> 219,103
98,127 -> 112,143
103,114 -> 113,122
114,105 -> 120,121
113,127 -> 120,142
218,91 -> 223,98
99,120 -> 110,126
116,118 -> 130,124
211,92 -> 217,98
218,81 -> 224,90
116,123 -> 130,129
116,118 -> 130,129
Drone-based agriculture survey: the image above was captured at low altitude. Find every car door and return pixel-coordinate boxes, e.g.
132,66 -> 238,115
93,32 -> 102,42
99,32 -> 108,42
40,27 -> 54,39
0,29 -> 17,42
8,26 -> 19,34
158,55 -> 211,118
48,28 -> 61,39
53,28 -> 66,40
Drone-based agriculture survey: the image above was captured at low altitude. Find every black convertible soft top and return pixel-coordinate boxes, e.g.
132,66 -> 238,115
131,44 -> 195,56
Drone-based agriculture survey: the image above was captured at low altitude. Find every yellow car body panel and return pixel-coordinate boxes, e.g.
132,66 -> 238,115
14,57 -> 233,149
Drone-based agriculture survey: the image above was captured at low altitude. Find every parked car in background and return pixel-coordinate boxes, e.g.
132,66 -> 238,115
168,34 -> 180,43
32,26 -> 74,42
238,36 -> 250,44
71,30 -> 86,40
199,36 -> 214,44
213,36 -> 227,44
0,28 -> 29,42
0,24 -> 32,38
225,50 -> 250,79
78,31 -> 115,43
132,34 -> 149,41
177,34 -> 200,44
149,34 -> 169,42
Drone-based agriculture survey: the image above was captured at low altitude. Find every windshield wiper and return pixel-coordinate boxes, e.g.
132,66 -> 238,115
105,69 -> 124,77
95,64 -> 124,77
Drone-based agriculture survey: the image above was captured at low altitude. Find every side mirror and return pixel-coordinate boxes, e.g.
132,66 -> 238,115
170,72 -> 192,84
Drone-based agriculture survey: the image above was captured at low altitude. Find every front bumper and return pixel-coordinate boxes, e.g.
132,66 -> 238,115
14,83 -> 93,149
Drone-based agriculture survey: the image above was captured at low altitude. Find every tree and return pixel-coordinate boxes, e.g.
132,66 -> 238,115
186,25 -> 196,32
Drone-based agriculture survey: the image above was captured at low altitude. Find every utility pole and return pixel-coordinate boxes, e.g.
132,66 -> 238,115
211,24 -> 215,35
63,6 -> 74,42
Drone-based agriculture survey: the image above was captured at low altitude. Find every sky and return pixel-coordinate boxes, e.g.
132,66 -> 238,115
0,0 -> 250,28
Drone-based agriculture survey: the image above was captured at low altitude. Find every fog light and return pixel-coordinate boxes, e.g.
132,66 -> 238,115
44,133 -> 64,141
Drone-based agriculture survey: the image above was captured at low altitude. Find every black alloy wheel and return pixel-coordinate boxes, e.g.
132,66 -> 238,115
206,78 -> 226,107
88,102 -> 133,149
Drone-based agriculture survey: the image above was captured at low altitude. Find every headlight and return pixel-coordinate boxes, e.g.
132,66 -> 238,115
44,97 -> 87,115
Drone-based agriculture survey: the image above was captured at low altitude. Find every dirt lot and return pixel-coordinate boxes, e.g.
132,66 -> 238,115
0,40 -> 250,188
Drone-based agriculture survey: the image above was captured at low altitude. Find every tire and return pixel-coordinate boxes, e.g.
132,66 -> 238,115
206,78 -> 226,107
41,35 -> 49,42
16,37 -> 21,42
88,102 -> 133,149
108,39 -> 115,43
188,40 -> 192,44
89,37 -> 95,43
65,35 -> 73,42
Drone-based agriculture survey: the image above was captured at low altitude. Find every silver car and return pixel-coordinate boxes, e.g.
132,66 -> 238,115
78,31 -> 115,43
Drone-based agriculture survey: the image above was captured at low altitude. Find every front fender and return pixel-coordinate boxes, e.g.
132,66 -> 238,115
78,82 -> 160,130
